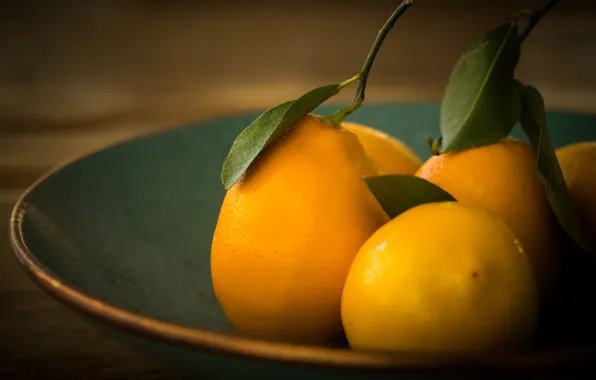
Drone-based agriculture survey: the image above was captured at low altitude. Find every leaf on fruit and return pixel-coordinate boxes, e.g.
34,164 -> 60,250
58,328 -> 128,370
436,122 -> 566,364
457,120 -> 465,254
439,21 -> 522,153
518,83 -> 593,255
221,84 -> 344,189
365,175 -> 456,219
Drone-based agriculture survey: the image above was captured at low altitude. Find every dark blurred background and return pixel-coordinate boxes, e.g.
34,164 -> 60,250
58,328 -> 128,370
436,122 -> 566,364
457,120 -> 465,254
1,1 -> 595,378
1,0 -> 596,187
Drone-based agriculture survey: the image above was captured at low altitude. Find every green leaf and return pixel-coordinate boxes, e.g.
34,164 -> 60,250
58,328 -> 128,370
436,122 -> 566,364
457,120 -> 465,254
518,83 -> 593,255
365,175 -> 456,219
440,21 -> 522,153
221,84 -> 344,189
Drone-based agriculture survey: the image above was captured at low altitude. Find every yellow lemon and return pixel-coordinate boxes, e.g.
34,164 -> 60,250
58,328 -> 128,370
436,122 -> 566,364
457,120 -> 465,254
342,121 -> 422,175
555,141 -> 596,251
341,201 -> 539,353
211,115 -> 390,344
415,137 -> 561,302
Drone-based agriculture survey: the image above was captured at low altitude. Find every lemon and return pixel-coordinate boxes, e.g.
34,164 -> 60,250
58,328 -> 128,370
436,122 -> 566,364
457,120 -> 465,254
415,137 -> 561,302
342,122 -> 422,175
211,115 -> 389,344
555,141 -> 596,251
341,201 -> 539,353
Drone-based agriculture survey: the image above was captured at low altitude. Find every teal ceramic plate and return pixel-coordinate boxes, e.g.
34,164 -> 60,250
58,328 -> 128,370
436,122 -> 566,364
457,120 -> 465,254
9,103 -> 596,379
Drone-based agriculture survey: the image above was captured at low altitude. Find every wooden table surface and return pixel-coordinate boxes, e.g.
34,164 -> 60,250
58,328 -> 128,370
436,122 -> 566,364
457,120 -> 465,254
2,1 -> 596,378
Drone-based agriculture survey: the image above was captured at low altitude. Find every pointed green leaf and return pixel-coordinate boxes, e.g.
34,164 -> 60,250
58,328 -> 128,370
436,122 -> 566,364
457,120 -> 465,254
365,175 -> 456,219
221,84 -> 344,189
440,21 -> 522,153
518,83 -> 593,255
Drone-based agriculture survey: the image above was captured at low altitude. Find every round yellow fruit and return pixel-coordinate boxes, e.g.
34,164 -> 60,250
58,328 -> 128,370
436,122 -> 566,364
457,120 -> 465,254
415,137 -> 560,302
341,201 -> 539,354
556,141 -> 596,251
342,121 -> 422,175
211,115 -> 390,344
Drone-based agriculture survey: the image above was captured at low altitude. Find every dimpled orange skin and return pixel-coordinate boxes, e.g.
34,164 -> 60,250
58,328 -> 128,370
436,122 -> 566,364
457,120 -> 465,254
210,114 -> 390,344
415,137 -> 560,302
342,121 -> 423,175
341,202 -> 538,353
556,141 -> 596,251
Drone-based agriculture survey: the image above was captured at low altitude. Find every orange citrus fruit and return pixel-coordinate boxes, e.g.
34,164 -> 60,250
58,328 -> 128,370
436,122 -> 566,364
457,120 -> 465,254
556,141 -> 596,251
211,114 -> 390,344
342,121 -> 422,175
341,201 -> 539,353
415,137 -> 560,302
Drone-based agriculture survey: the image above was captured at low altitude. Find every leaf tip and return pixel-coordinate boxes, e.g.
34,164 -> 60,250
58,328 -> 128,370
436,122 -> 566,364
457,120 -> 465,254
221,180 -> 233,190
220,159 -> 238,190
220,171 -> 232,190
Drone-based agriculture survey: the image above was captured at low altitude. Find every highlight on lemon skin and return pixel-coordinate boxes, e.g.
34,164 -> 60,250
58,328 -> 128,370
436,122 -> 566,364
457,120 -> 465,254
342,121 -> 423,175
341,201 -> 539,354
